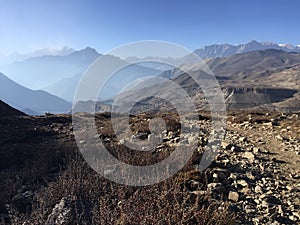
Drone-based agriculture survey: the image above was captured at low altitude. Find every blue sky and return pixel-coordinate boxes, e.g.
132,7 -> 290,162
0,0 -> 299,54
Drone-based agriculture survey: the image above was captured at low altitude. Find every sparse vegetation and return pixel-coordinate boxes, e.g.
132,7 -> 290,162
0,111 -> 236,225
1,109 -> 300,224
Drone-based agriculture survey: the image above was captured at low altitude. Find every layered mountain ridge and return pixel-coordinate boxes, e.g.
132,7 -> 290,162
0,72 -> 71,115
193,40 -> 300,59
114,49 -> 300,112
1,41 -> 300,114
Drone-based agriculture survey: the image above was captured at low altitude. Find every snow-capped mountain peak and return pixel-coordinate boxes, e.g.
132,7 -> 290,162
278,43 -> 295,49
193,41 -> 300,59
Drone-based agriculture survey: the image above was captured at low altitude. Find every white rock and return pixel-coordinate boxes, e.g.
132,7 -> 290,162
255,185 -> 263,194
228,191 -> 239,202
243,152 -> 255,161
252,147 -> 260,154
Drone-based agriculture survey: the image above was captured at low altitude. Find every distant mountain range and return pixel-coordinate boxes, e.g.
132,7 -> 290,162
118,49 -> 300,112
1,41 -> 300,113
206,49 -> 300,83
0,47 -> 99,90
0,46 -> 74,66
125,41 -> 300,65
0,47 -> 162,102
0,72 -> 71,115
48,56 -> 162,102
158,49 -> 300,90
193,40 -> 300,59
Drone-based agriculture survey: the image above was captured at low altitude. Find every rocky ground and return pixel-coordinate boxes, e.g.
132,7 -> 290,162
156,110 -> 300,224
0,110 -> 299,224
212,112 -> 300,224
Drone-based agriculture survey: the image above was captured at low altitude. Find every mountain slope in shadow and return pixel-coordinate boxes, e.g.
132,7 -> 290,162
0,72 -> 71,115
0,99 -> 26,117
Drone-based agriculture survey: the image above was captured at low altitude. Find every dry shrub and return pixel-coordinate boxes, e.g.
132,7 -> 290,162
1,112 -> 235,224
25,151 -> 235,225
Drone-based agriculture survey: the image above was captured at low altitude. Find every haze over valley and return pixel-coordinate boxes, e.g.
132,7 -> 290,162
0,41 -> 299,114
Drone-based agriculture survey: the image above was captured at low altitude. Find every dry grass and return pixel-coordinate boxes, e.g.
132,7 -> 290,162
0,113 -> 236,225
25,153 -> 235,225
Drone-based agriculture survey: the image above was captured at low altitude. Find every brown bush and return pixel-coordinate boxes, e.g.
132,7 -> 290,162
1,113 -> 235,224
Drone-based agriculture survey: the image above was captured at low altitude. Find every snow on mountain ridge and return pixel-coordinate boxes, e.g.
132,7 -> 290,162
279,43 -> 295,49
193,41 -> 300,59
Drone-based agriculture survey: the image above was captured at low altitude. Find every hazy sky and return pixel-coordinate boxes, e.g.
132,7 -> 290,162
0,0 -> 299,54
